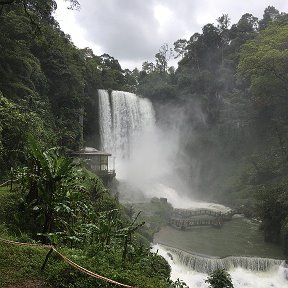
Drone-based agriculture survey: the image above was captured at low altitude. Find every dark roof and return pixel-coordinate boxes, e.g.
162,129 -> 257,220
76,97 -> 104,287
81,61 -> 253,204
70,147 -> 111,156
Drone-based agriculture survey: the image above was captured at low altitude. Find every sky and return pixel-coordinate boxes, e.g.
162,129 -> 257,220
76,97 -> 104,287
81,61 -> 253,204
54,0 -> 288,70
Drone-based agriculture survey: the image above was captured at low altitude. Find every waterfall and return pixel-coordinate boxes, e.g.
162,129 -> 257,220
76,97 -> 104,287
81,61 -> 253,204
98,89 -> 155,159
166,246 -> 284,273
98,90 -> 113,153
98,89 -> 177,195
98,89 -> 228,206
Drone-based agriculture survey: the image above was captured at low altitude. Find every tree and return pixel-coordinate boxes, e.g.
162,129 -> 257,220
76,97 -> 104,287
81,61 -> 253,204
23,135 -> 75,238
179,32 -> 204,72
100,53 -> 122,71
238,19 -> 288,254
0,9 -> 46,104
237,19 -> 288,153
174,39 -> 188,59
217,14 -> 231,64
228,13 -> 259,60
0,93 -> 53,179
31,22 -> 86,149
179,24 -> 222,72
122,68 -> 139,93
259,6 -> 280,31
238,21 -> 288,87
202,24 -> 222,50
217,14 -> 231,32
155,43 -> 173,74
257,183 -> 288,245
0,0 -> 80,16
142,61 -> 155,74
0,0 -> 57,23
238,21 -> 288,114
205,269 -> 234,288
237,13 -> 258,33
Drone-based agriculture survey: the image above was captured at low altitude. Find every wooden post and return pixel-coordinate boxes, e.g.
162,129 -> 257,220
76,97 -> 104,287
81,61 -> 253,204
41,248 -> 54,271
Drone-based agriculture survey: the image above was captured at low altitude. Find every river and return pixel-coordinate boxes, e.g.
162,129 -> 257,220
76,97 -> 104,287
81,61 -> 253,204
154,217 -> 284,258
153,217 -> 288,287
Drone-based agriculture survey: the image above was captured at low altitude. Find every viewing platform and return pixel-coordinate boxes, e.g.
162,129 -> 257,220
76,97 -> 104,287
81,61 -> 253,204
70,147 -> 116,184
169,208 -> 234,230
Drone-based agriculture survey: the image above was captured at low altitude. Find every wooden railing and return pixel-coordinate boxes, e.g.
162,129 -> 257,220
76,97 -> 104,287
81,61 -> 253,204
169,208 -> 234,229
170,217 -> 224,229
172,208 -> 230,218
95,170 -> 116,176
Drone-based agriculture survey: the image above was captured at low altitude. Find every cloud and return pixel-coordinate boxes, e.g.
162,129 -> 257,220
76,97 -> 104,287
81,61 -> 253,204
73,0 -> 158,61
55,0 -> 288,70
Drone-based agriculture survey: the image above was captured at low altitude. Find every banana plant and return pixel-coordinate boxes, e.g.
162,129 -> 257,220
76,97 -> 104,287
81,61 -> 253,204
23,135 -> 75,239
116,211 -> 145,263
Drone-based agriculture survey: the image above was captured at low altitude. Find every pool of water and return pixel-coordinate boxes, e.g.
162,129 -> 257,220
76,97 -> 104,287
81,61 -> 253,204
154,216 -> 284,259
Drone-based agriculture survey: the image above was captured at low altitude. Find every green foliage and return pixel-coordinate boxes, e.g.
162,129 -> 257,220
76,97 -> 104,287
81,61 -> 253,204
257,182 -> 288,246
205,269 -> 234,288
0,141 -> 176,287
236,20 -> 288,254
21,135 -> 77,237
280,216 -> 288,255
0,236 -> 173,288
0,187 -> 20,228
238,21 -> 288,106
2,3 -> 288,286
0,93 -> 53,179
169,278 -> 189,288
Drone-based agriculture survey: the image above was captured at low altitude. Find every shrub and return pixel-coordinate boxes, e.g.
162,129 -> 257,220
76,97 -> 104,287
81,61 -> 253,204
205,269 -> 234,288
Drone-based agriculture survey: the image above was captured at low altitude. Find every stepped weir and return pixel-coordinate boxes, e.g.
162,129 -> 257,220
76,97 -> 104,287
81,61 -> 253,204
164,245 -> 285,274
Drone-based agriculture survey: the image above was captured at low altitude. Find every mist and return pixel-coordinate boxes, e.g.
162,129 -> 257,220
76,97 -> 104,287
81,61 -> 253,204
98,89 -> 229,211
117,115 -> 195,207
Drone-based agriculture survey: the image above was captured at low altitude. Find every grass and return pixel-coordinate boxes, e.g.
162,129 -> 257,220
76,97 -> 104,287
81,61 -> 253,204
0,241 -> 48,287
0,234 -> 172,288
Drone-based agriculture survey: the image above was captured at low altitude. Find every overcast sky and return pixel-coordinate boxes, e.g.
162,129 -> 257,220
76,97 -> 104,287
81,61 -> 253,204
54,0 -> 288,70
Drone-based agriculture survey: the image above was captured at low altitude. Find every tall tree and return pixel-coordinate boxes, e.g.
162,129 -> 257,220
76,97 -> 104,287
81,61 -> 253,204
155,43 -> 173,74
259,6 -> 280,30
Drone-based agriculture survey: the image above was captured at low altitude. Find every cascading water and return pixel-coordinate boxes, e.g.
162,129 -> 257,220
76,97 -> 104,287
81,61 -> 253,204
98,89 -> 154,161
165,246 -> 283,273
98,89 -> 212,206
98,89 -> 187,202
153,244 -> 288,288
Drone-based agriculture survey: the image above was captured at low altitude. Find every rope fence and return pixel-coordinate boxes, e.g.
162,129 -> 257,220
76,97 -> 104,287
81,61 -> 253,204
0,180 -> 10,187
0,238 -> 135,288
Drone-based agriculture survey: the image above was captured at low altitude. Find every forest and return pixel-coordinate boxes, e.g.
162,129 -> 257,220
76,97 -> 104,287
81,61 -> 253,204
0,0 -> 288,287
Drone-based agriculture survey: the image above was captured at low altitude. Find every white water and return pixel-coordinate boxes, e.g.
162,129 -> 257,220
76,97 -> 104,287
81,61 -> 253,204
99,89 -> 154,161
152,244 -> 288,288
98,89 -> 190,205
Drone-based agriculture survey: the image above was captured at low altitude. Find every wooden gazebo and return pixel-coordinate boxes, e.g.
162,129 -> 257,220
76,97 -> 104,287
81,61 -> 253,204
70,147 -> 116,181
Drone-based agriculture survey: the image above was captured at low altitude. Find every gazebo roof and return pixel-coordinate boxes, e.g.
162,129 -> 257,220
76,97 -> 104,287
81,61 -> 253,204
70,147 -> 111,156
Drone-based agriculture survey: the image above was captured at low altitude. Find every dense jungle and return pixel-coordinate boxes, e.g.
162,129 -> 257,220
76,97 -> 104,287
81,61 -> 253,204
1,1 -> 288,287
